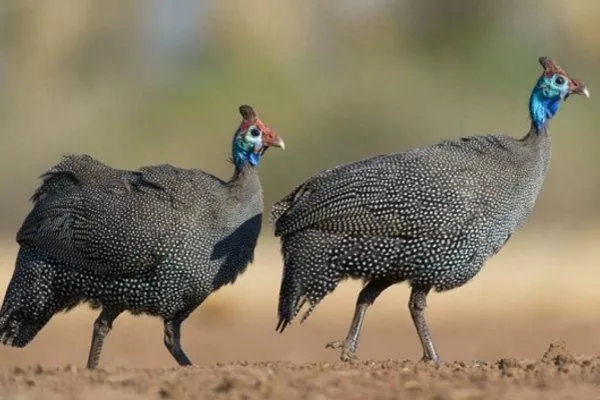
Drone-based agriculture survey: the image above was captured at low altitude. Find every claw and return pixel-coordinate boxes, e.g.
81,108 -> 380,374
340,350 -> 358,362
326,340 -> 358,362
419,355 -> 441,364
325,340 -> 344,350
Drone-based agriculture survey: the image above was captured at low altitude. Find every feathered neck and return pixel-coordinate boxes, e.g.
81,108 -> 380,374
228,162 -> 262,203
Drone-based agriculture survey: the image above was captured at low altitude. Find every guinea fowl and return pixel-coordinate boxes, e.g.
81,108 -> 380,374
0,105 -> 284,369
271,57 -> 588,362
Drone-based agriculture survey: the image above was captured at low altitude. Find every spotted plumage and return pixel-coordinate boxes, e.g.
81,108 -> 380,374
271,57 -> 588,362
0,105 -> 284,368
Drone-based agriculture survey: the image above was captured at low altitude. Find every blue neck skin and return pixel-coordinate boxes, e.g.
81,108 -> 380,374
232,135 -> 261,169
529,79 -> 563,133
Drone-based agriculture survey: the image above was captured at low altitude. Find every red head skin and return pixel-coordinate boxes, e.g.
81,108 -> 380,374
238,105 -> 285,150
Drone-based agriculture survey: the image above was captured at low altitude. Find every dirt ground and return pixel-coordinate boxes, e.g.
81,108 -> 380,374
3,343 -> 600,400
1,226 -> 600,399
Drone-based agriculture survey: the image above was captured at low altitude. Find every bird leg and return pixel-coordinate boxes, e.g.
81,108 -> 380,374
164,319 -> 192,366
408,286 -> 440,362
326,279 -> 394,362
87,308 -> 122,369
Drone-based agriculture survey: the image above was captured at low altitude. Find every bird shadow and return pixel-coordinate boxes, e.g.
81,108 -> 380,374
210,214 -> 262,289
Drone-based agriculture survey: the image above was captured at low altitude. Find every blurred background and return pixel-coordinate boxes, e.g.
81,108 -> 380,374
0,0 -> 599,368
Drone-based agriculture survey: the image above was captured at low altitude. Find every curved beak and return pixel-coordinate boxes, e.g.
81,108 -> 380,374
271,137 -> 285,150
569,78 -> 590,99
262,130 -> 285,150
581,86 -> 590,99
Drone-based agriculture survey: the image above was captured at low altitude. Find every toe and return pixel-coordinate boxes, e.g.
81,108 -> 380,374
325,340 -> 344,349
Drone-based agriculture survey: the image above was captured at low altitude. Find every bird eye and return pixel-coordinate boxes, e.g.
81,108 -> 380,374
250,128 -> 261,137
555,76 -> 565,85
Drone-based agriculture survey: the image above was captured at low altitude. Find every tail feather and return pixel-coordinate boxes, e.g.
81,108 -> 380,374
0,310 -> 19,346
276,262 -> 302,333
276,230 -> 344,333
0,246 -> 70,348
275,318 -> 288,334
0,307 -> 49,347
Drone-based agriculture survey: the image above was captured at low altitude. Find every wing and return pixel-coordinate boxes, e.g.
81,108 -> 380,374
17,155 -> 225,276
272,136 -> 518,239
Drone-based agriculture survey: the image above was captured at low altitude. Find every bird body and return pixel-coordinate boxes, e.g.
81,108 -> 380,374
19,157 -> 238,272
274,133 -> 549,296
0,105 -> 284,368
14,157 -> 262,314
272,57 -> 588,362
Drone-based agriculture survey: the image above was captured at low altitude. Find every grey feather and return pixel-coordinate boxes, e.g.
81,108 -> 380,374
1,153 -> 264,346
272,131 -> 550,329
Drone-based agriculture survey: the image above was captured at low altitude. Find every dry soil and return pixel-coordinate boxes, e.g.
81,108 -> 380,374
1,229 -> 599,399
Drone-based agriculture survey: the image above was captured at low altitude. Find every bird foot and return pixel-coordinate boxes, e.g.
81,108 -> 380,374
419,355 -> 441,364
325,340 -> 358,362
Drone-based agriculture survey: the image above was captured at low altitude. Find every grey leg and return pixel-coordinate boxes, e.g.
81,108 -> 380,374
327,279 -> 395,361
87,308 -> 122,369
164,319 -> 192,366
408,286 -> 439,362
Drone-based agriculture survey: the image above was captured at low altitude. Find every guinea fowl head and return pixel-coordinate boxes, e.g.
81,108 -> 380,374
232,105 -> 284,168
529,57 -> 589,131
